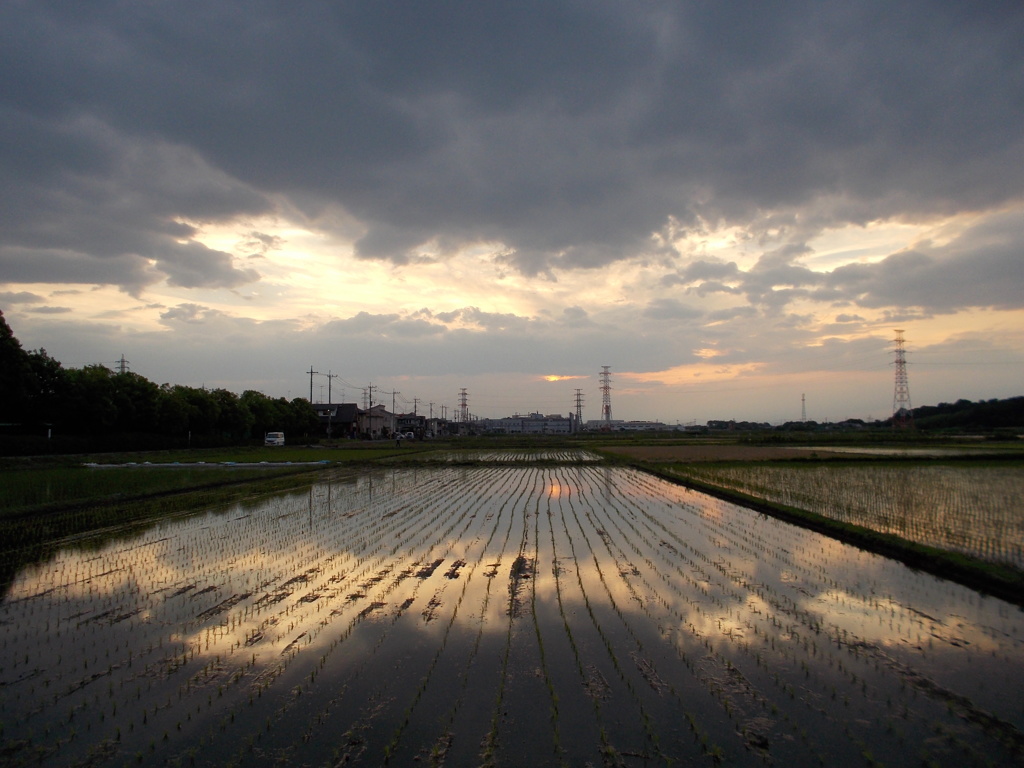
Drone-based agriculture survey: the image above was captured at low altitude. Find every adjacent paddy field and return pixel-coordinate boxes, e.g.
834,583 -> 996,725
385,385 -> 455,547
656,462 -> 1024,569
2,458 -> 1022,766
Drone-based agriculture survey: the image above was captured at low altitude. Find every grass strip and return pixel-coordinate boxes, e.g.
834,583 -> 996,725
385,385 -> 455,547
639,463 -> 1024,608
0,465 -> 331,542
0,465 -> 315,519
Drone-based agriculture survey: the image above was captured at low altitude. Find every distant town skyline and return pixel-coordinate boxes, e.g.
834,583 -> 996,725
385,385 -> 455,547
2,2 -> 1022,424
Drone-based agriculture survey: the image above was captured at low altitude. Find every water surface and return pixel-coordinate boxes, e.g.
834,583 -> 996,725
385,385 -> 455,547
2,465 -> 1021,766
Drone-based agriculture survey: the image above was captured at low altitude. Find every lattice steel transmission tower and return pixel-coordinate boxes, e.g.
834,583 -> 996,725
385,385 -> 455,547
458,388 -> 469,422
891,329 -> 913,429
599,366 -> 612,423
574,388 -> 585,431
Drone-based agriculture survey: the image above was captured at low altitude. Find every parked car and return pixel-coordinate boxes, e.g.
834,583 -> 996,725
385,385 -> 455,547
264,431 -> 285,446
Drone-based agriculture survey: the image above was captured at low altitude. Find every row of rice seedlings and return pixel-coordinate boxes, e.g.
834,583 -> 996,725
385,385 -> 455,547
370,469 -> 529,766
477,469 -> 568,765
294,466 -> 544,765
544,467 -> 709,765
289,464 -> 545,765
540,470 -> 609,765
553,468 -> 688,763
156,468 -> 479,765
4,468 -> 464,765
562,467 -> 743,763
4,464 -> 1022,766
210,466 -> 524,765
389,465 -> 553,767
672,462 -> 1024,567
588,469 -> 856,761
565,466 -> 1019,765
613,467 -> 1024,766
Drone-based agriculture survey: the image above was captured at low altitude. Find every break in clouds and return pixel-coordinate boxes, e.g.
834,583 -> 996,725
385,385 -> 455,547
1,0 -> 1023,418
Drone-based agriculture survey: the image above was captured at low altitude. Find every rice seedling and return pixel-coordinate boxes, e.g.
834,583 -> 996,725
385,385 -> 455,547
1,460 -> 1021,766
667,461 -> 1024,567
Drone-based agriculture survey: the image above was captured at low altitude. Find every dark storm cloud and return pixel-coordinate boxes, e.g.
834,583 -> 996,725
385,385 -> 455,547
0,291 -> 44,304
663,260 -> 741,287
826,210 -> 1024,311
0,246 -> 159,292
159,241 -> 259,290
2,1 -> 1023,295
656,208 -> 1024,314
0,103 -> 268,291
642,298 -> 703,321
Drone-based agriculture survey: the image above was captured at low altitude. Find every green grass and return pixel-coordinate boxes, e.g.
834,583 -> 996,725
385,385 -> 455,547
0,442 -> 419,469
77,444 -> 417,465
0,466 -> 307,518
0,445 -> 422,517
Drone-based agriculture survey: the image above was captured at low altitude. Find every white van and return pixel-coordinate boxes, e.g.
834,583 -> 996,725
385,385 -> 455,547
264,431 -> 285,446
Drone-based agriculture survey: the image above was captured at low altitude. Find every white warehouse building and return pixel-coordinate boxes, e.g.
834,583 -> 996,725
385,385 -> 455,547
478,413 -> 576,434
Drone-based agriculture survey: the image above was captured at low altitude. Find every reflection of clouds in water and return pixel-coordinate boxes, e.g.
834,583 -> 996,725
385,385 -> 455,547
3,464 -> 1023,767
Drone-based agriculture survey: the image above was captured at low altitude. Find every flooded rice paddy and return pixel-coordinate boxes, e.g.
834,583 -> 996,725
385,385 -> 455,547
2,464 -> 1023,767
675,463 -> 1024,568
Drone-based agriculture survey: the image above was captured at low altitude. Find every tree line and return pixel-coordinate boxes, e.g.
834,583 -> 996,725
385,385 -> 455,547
0,310 -> 318,453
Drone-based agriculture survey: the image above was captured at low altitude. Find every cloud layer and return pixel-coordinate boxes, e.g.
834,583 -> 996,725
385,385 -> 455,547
2,1 -> 1023,421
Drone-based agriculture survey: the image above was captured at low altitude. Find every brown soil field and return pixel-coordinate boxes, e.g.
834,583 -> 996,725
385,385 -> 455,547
600,444 -> 845,462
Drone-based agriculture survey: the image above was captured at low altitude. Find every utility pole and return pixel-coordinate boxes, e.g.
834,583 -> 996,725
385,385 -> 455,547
379,390 -> 399,434
324,371 -> 338,435
308,368 -> 339,432
413,397 -> 420,415
801,393 -> 807,424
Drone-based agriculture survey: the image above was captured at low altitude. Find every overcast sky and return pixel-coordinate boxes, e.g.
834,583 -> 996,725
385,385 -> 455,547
2,1 -> 1022,424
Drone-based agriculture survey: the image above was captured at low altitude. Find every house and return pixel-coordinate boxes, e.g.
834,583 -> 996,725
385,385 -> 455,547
313,403 -> 359,438
395,412 -> 427,436
357,404 -> 393,439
